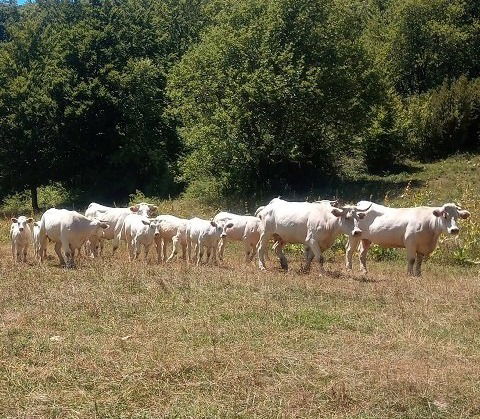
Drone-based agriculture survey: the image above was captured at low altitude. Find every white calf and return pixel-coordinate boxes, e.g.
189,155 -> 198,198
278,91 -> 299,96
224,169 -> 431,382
187,218 -> 232,266
122,214 -> 161,261
32,221 -> 44,260
154,215 -> 189,263
10,216 -> 33,263
213,212 -> 261,262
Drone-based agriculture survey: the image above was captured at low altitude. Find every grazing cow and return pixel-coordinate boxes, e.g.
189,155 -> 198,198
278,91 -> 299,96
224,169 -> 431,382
213,212 -> 262,262
256,198 -> 370,272
154,215 -> 189,263
187,218 -> 233,266
346,201 -> 471,276
84,202 -> 157,255
122,214 -> 161,261
39,208 -> 109,268
10,216 -> 34,262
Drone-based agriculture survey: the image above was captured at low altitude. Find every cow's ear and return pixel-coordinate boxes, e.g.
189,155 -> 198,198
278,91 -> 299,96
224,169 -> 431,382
11,218 -> 17,223
226,222 -> 234,229
27,218 -> 34,223
210,221 -> 217,227
433,209 -> 443,217
331,208 -> 343,217
33,222 -> 39,227
99,223 -> 109,229
358,212 -> 366,220
459,210 -> 471,219
130,206 -> 139,212
141,219 -> 151,226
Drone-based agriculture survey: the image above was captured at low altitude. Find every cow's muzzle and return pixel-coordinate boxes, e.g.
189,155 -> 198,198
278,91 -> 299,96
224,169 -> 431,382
449,227 -> 459,235
352,228 -> 362,237
19,227 -> 24,232
221,233 -> 227,238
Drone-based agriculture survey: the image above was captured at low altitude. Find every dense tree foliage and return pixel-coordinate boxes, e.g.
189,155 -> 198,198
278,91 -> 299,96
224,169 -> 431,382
0,0 -> 479,208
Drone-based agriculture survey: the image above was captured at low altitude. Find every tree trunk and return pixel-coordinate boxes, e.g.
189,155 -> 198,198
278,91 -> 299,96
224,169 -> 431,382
31,185 -> 39,213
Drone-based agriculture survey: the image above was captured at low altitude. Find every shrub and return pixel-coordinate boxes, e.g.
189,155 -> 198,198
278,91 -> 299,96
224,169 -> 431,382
400,76 -> 480,160
1,183 -> 74,215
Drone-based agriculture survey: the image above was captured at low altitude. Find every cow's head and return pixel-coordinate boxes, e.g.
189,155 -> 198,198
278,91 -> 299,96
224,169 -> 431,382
90,219 -> 109,238
219,221 -> 235,238
433,203 -> 470,235
208,220 -> 232,238
11,216 -> 33,232
331,202 -> 371,237
141,218 -> 162,237
133,202 -> 158,217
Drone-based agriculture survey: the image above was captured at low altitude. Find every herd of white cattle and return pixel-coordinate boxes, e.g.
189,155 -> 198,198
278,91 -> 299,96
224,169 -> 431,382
9,198 -> 470,276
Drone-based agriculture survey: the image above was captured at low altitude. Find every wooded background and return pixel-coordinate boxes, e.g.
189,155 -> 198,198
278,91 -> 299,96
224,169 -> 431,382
1,0 -> 479,209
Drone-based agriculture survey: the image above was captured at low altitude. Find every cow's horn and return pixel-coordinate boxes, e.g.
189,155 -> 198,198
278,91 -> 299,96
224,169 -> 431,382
355,202 -> 372,212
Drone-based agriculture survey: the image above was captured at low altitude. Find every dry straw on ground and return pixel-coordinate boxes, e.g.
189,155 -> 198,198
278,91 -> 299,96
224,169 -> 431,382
0,230 -> 479,418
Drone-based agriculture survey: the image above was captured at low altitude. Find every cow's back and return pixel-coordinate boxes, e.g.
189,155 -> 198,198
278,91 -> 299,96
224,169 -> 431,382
261,201 -> 311,243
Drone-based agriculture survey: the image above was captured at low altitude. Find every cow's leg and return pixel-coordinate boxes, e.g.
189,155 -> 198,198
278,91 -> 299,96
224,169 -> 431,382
197,243 -> 204,266
211,243 -> 219,266
54,242 -> 65,266
345,237 -> 360,270
126,236 -> 135,261
218,237 -> 226,261
206,247 -> 212,264
166,236 -> 179,262
133,239 -> 141,260
303,245 -> 315,272
359,239 -> 371,274
61,240 -> 74,268
11,242 -> 16,262
162,239 -> 168,263
187,236 -> 193,264
144,243 -> 151,261
305,239 -> 325,274
406,245 -> 416,276
112,237 -> 120,255
23,244 -> 28,262
40,237 -> 47,263
415,252 -> 424,277
181,243 -> 187,261
274,242 -> 288,271
155,238 -> 162,263
249,242 -> 256,262
244,240 -> 252,263
257,232 -> 269,270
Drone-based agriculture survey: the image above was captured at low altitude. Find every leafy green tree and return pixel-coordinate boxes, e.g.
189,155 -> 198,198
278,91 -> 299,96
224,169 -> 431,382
380,0 -> 480,95
169,0 -> 384,198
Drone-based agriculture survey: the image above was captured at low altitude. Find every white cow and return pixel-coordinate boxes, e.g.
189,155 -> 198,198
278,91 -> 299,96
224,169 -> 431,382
256,198 -> 370,272
39,208 -> 109,267
10,216 -> 34,262
122,214 -> 161,261
154,215 -> 189,263
346,201 -> 471,276
213,212 -> 262,262
187,218 -> 232,266
84,202 -> 157,255
32,221 -> 44,260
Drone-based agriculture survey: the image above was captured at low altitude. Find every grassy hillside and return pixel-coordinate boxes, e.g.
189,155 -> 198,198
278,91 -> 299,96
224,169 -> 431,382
0,154 -> 479,417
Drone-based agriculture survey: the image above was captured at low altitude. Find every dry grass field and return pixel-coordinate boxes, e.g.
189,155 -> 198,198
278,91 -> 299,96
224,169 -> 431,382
1,231 -> 479,418
1,154 -> 480,418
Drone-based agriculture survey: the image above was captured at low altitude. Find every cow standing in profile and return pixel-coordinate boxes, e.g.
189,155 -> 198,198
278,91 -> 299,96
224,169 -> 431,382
346,201 -> 470,276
